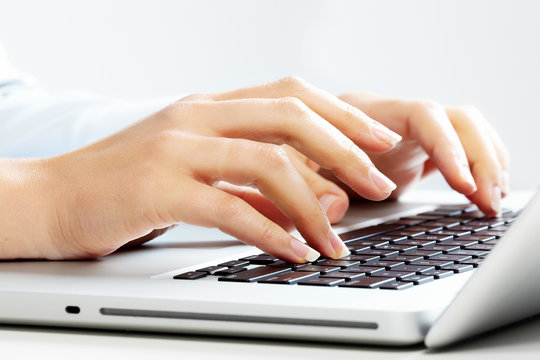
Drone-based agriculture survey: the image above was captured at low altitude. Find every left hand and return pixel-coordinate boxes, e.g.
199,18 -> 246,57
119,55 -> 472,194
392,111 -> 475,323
285,92 -> 509,220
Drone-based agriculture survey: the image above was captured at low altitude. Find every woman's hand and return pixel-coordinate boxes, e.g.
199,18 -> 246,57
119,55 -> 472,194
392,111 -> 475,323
314,92 -> 509,219
0,77 -> 403,262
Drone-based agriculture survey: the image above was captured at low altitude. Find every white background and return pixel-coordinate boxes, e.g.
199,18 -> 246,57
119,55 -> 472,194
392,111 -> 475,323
0,0 -> 538,191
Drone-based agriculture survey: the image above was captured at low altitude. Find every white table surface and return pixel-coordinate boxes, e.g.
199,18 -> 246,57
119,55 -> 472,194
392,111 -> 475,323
2,315 -> 540,359
2,191 -> 539,359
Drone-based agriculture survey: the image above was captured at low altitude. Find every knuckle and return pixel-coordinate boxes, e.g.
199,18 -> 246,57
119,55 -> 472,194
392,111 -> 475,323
255,144 -> 292,171
412,99 -> 444,114
278,75 -> 308,90
275,97 -> 310,118
258,220 -> 278,246
144,130 -> 182,159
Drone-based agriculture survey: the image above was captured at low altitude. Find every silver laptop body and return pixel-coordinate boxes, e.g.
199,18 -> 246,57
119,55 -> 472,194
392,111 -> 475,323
0,191 -> 538,348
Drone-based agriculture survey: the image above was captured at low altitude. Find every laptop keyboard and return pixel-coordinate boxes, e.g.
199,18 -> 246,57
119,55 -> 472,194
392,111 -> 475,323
173,204 -> 518,290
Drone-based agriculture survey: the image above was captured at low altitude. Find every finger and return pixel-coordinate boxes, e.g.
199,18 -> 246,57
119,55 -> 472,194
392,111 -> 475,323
446,106 -> 504,216
470,111 -> 511,196
210,76 -> 402,152
171,98 -> 397,201
175,134 -> 350,259
340,94 -> 477,196
214,181 -> 294,232
162,179 -> 320,263
283,145 -> 349,224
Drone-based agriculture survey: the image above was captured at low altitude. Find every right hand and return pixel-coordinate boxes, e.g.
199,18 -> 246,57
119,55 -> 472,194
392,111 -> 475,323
2,77 -> 401,262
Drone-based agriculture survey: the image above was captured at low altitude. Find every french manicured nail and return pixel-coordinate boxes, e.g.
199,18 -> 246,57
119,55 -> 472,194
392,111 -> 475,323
369,168 -> 397,194
460,165 -> 477,192
329,228 -> 350,259
319,194 -> 341,213
491,186 -> 502,216
290,238 -> 320,262
371,125 -> 402,146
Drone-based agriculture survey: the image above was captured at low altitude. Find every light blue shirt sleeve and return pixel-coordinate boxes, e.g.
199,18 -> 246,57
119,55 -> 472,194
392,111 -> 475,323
0,45 -> 177,158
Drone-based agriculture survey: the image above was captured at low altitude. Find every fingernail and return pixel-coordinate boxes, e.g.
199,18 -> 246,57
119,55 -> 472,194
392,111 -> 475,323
369,168 -> 397,194
290,238 -> 320,262
329,228 -> 350,259
371,125 -> 402,146
319,194 -> 340,213
491,186 -> 502,216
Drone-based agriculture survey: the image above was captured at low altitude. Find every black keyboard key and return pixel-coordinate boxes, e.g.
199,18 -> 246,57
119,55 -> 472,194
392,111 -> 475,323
363,260 -> 405,269
466,244 -> 495,251
458,235 -> 496,243
339,277 -> 395,288
218,266 -> 290,282
239,254 -> 279,265
451,225 -> 489,233
320,271 -> 366,281
345,265 -> 385,275
406,225 -> 444,233
398,239 -> 437,247
375,244 -> 418,252
491,225 -> 512,231
259,271 -> 319,284
173,271 -> 207,280
295,265 -> 340,274
414,234 -> 454,242
380,281 -> 414,290
196,266 -> 229,275
371,270 -> 415,280
385,254 -> 424,263
267,261 -> 307,269
430,254 -> 473,263
298,277 -> 345,287
360,249 -> 400,257
403,249 -> 443,258
402,275 -> 434,285
347,244 -> 372,253
370,235 -> 408,243
475,230 -> 505,238
429,230 -> 472,237
421,244 -> 461,253
218,260 -> 250,268
340,224 -> 404,242
470,219 -> 505,227
347,239 -> 390,247
462,258 -> 484,267
411,259 -> 454,269
214,267 -> 247,276
442,240 -> 479,248
451,249 -> 489,258
316,259 -> 361,268
387,230 -> 426,238
393,218 -> 427,226
393,264 -> 435,274
344,254 -> 380,263
442,263 -> 474,273
423,269 -> 454,279
423,220 -> 461,228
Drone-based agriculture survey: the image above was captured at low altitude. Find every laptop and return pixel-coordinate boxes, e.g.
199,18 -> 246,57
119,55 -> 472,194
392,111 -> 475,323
0,190 -> 538,348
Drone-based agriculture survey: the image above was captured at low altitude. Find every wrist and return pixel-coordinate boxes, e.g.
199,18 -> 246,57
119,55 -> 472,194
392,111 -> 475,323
0,158 -> 63,259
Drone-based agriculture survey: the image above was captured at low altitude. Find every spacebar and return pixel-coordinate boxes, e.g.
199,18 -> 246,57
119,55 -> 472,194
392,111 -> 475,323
218,267 -> 291,282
